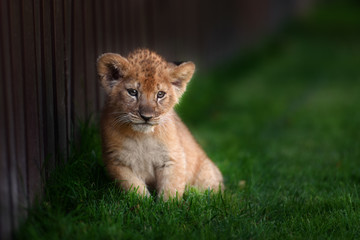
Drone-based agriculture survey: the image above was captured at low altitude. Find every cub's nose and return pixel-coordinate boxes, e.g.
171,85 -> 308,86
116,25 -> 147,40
140,114 -> 152,122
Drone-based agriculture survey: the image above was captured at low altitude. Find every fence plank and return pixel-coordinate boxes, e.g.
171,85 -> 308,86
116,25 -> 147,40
129,0 -> 143,49
0,2 -> 14,238
63,0 -> 73,145
52,0 -> 68,160
120,0 -> 130,53
0,77 -> 12,240
33,0 -> 45,190
102,0 -> 112,52
40,0 -> 57,172
95,0 -> 106,109
83,1 -> 97,119
21,0 -> 42,205
93,0 -> 103,112
0,97 -> 12,239
8,0 -> 27,225
72,0 -> 86,126
113,0 -> 122,54
143,0 -> 155,50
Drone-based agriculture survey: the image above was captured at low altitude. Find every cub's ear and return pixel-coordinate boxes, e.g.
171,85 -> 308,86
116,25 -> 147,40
169,61 -> 195,97
97,53 -> 130,94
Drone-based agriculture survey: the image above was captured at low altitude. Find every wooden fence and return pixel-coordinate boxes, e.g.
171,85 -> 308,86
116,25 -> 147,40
0,0 -> 311,238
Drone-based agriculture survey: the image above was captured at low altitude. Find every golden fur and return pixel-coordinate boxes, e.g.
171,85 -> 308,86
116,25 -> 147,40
97,49 -> 223,200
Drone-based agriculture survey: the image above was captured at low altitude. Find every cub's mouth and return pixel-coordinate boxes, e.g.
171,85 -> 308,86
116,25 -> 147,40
131,122 -> 156,133
133,119 -> 160,126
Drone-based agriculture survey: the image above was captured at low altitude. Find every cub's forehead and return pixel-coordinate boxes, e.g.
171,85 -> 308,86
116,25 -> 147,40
126,49 -> 171,88
127,49 -> 169,74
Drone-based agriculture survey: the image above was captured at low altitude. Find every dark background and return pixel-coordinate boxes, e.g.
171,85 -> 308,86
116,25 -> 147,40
2,0 -> 357,238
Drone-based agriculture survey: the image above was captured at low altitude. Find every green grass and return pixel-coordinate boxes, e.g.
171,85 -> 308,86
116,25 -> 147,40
17,1 -> 360,239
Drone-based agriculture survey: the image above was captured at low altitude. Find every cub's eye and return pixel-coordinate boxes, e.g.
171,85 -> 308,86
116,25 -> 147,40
127,89 -> 138,97
157,91 -> 166,99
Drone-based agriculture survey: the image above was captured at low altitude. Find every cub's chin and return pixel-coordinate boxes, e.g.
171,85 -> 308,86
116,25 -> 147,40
131,123 -> 155,133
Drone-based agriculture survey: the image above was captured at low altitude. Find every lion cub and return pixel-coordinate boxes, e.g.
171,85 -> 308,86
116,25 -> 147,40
97,49 -> 223,200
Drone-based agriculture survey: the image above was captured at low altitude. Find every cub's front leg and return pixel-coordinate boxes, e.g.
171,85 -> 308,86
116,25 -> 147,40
156,158 -> 186,200
106,163 -> 150,197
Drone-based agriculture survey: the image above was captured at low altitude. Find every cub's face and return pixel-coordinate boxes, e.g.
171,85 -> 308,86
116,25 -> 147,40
97,50 -> 195,133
